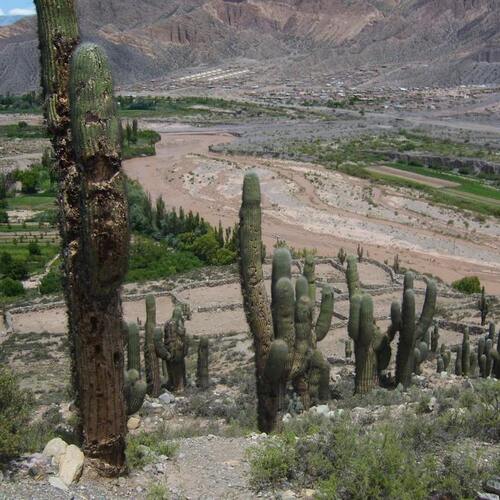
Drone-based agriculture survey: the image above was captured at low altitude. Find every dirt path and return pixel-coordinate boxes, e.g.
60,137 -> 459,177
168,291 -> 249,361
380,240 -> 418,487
123,130 -> 500,293
366,165 -> 461,188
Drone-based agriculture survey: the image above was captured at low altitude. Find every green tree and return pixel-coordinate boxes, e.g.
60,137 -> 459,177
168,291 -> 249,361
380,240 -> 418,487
0,278 -> 25,297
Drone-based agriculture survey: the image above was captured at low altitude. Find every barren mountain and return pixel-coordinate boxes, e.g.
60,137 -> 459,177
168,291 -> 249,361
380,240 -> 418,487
1,0 -> 500,93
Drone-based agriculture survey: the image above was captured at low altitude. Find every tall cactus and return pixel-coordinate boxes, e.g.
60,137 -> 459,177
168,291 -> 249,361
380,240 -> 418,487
34,0 -> 82,439
431,324 -> 439,353
196,337 -> 210,390
346,256 -> 391,394
144,295 -> 161,397
392,272 -> 437,388
68,43 -> 129,474
156,306 -> 188,392
239,172 -> 333,432
461,327 -> 471,377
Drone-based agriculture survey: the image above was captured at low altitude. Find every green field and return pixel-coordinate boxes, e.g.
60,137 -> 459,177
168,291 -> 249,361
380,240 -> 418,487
7,195 -> 56,211
0,242 -> 59,275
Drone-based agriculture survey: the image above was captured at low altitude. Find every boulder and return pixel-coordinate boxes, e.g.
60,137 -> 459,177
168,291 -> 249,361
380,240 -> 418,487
48,476 -> 69,492
58,444 -> 84,486
43,438 -> 68,465
127,415 -> 141,431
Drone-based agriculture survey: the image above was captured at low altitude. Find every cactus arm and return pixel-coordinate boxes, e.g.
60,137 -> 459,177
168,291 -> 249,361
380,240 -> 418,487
315,285 -> 334,342
264,340 -> 289,384
348,293 -> 362,343
387,301 -> 401,341
271,248 -> 292,299
415,280 -> 437,340
395,289 -> 416,388
273,277 -> 296,374
154,327 -> 171,361
126,322 -> 141,375
403,272 -> 414,294
346,256 -> 360,299
291,295 -> 313,378
303,254 -> 316,304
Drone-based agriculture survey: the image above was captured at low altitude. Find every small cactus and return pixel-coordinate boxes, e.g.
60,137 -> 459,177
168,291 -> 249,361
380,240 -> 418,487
144,294 -> 161,396
469,352 -> 478,378
357,244 -> 364,262
124,369 -> 147,415
437,356 -> 444,373
337,247 -> 347,265
461,327 -> 471,377
393,254 -> 400,274
455,346 -> 463,376
413,341 -> 428,375
196,337 -> 210,390
478,287 -> 489,326
431,324 -> 439,353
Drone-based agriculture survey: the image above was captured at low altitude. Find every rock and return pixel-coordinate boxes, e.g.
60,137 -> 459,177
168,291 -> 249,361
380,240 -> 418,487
43,438 -> 68,465
310,405 -> 329,416
302,489 -> 316,498
485,479 -> 500,495
159,391 -> 175,404
281,490 -> 296,499
127,416 -> 141,431
282,413 -> 292,423
440,371 -> 449,379
476,493 -> 499,500
150,402 -> 163,409
49,476 -> 69,492
58,445 -> 84,486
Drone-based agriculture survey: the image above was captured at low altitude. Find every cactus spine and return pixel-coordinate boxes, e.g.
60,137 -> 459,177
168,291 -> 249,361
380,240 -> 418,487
239,173 -> 333,432
196,338 -> 210,390
393,272 -> 437,388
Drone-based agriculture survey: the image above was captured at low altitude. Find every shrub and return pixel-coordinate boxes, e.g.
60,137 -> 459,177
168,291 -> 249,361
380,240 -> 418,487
28,241 -> 41,256
0,210 -> 8,223
452,276 -> 481,294
247,437 -> 296,489
39,268 -> 62,295
6,260 -> 28,281
126,431 -> 178,469
146,483 -> 170,500
0,368 -> 32,458
0,277 -> 25,297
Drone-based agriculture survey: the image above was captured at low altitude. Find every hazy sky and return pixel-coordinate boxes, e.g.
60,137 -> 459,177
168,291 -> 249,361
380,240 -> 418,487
0,1 -> 35,16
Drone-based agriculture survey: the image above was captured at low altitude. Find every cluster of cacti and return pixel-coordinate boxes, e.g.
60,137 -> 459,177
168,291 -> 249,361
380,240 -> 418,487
347,256 -> 392,394
392,272 -> 437,388
478,287 -> 489,326
196,338 -> 210,390
437,344 -> 452,373
156,306 -> 189,392
239,172 -> 334,432
477,323 -> 499,379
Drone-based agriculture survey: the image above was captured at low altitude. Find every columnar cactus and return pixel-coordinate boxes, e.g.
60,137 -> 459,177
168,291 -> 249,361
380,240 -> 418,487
413,341 -> 428,375
124,369 -> 147,416
437,356 -> 444,373
156,306 -> 188,392
337,247 -> 347,265
431,325 -> 439,353
345,339 -> 353,360
485,339 -> 493,377
461,327 -> 471,377
238,172 -> 333,432
470,352 -> 478,378
440,345 -> 451,371
126,322 -> 141,374
455,346 -> 463,376
303,253 -> 316,303
67,42 -> 130,474
196,337 -> 210,390
392,272 -> 437,388
478,287 -> 489,326
347,256 -> 393,394
144,294 -> 161,396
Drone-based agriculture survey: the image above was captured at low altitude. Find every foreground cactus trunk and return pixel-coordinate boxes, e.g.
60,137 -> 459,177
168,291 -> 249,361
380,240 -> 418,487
34,0 -> 81,420
69,43 -> 129,475
36,0 -> 129,475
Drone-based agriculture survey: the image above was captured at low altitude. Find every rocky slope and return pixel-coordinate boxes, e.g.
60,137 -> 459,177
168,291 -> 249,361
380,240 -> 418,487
1,0 -> 500,93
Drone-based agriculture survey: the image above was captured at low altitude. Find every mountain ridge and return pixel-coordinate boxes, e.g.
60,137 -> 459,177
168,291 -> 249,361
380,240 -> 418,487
1,0 -> 500,93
